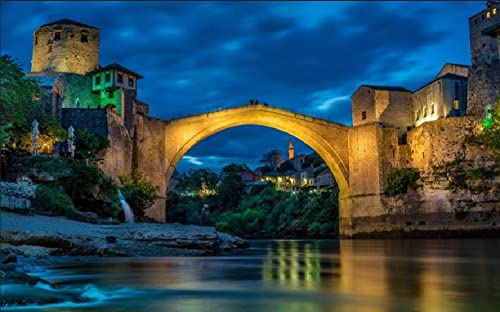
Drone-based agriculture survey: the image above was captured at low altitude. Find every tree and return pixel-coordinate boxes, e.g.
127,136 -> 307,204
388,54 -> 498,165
216,163 -> 246,212
0,55 -> 41,140
259,149 -> 283,170
175,168 -> 218,195
74,128 -> 110,161
119,171 -> 158,220
0,54 -> 66,151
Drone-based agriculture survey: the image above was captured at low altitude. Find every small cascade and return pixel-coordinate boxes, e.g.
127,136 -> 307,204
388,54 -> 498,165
118,190 -> 135,223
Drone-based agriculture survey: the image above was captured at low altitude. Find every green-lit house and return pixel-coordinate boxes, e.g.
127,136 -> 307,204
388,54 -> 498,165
88,63 -> 144,116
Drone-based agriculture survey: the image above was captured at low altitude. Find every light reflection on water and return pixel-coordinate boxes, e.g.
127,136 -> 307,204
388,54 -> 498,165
4,239 -> 500,311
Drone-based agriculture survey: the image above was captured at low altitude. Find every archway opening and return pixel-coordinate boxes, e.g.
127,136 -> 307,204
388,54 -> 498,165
166,125 -> 340,239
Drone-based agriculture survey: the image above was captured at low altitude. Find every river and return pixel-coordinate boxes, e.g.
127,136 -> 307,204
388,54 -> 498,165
3,239 -> 500,311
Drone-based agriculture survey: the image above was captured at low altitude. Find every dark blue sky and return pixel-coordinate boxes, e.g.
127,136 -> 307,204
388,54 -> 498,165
0,1 -> 484,173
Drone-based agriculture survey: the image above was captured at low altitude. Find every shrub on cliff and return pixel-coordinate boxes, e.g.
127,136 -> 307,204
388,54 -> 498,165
119,171 -> 157,220
478,99 -> 500,160
74,128 -> 110,161
60,162 -> 120,218
33,184 -> 74,215
386,168 -> 420,196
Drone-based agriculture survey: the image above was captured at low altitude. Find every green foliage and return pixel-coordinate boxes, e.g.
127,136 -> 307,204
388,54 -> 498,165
0,55 -> 41,140
478,99 -> 500,159
259,150 -> 282,170
0,123 -> 13,149
386,168 -> 420,196
60,161 -> 120,217
119,171 -> 157,220
33,184 -> 74,215
167,165 -> 340,238
74,128 -> 110,160
215,169 -> 245,212
176,168 -> 218,195
0,55 -> 66,152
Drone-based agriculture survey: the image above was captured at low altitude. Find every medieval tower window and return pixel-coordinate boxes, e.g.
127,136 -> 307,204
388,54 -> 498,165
423,106 -> 428,117
35,36 -> 38,45
81,31 -> 88,43
453,99 -> 460,110
105,73 -> 111,83
128,77 -> 135,87
54,30 -> 62,40
117,73 -> 123,83
47,44 -> 52,53
487,11 -> 491,18
361,111 -> 367,120
431,103 -> 435,114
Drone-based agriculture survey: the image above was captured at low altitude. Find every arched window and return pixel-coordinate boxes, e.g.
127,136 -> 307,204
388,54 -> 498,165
75,98 -> 81,108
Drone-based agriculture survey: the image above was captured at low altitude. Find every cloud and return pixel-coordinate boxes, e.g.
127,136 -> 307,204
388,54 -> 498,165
0,1 -> 485,173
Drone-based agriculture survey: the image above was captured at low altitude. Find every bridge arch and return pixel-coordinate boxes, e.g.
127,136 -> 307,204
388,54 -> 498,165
162,105 -> 350,198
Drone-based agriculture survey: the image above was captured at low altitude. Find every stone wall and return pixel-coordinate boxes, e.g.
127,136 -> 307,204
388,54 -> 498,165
406,116 -> 480,174
99,109 -> 133,181
467,3 -> 500,117
61,108 -> 108,137
351,86 -> 376,126
135,116 -> 167,222
31,22 -> 99,75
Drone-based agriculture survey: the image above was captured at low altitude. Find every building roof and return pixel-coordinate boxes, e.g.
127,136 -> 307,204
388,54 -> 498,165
413,72 -> 468,93
87,63 -> 144,79
352,84 -> 410,97
39,19 -> 98,30
360,85 -> 410,92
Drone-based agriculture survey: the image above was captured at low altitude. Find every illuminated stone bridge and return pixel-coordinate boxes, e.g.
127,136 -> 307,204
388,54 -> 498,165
133,104 -> 393,237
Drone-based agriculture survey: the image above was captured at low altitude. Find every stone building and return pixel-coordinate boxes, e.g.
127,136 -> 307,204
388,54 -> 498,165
467,0 -> 500,117
411,67 -> 468,127
30,19 -> 99,75
25,18 -> 150,180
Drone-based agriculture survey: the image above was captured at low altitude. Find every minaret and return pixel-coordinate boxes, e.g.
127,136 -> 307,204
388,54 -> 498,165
288,138 -> 294,160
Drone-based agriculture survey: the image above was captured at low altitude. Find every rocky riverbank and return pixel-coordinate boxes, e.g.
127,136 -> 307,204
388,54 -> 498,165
0,211 -> 249,258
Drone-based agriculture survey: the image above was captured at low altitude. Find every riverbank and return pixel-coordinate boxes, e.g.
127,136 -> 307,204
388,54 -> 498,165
0,211 -> 249,258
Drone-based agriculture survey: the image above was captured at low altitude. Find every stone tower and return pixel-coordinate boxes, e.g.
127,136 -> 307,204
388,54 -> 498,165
31,19 -> 100,75
288,138 -> 294,160
467,1 -> 500,117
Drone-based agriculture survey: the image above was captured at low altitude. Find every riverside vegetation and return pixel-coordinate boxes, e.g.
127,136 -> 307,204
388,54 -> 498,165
167,163 -> 340,238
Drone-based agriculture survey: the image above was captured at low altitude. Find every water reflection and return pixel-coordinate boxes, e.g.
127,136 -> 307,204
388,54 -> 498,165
262,240 -> 326,290
7,239 -> 500,311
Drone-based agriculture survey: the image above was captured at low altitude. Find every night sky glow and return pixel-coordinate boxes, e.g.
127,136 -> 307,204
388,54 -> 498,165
0,1 -> 484,172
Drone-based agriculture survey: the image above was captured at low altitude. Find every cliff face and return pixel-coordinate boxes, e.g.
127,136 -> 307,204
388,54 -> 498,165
345,119 -> 500,238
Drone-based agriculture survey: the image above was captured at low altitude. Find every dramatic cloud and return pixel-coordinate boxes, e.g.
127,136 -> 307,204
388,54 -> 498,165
0,1 -> 483,172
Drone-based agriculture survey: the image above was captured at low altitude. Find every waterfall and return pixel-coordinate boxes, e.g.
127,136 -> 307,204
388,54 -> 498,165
118,190 -> 135,223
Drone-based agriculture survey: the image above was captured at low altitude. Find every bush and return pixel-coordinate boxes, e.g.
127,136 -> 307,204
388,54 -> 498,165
119,171 -> 157,220
33,184 -> 74,215
60,161 -> 120,218
74,128 -> 110,160
386,168 -> 420,196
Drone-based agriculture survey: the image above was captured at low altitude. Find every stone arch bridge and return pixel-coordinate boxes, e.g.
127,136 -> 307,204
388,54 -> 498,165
133,104 -> 394,237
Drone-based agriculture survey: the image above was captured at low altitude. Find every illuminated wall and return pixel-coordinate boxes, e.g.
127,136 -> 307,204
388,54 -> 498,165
31,20 -> 99,75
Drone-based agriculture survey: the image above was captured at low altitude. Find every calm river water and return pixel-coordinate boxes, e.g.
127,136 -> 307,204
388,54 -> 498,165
4,239 -> 500,311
